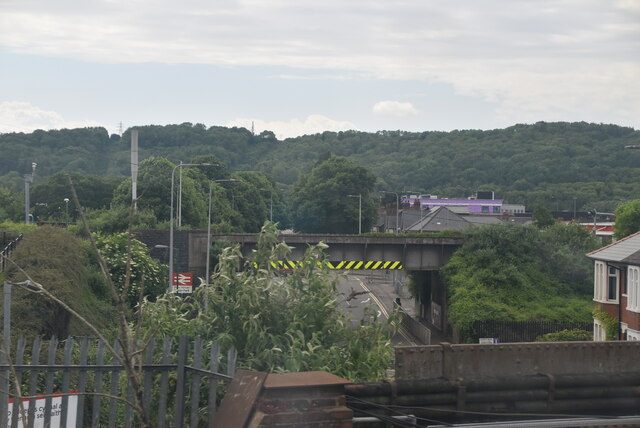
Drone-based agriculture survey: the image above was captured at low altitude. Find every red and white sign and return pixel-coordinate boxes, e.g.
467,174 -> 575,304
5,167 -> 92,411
8,393 -> 78,428
172,273 -> 193,294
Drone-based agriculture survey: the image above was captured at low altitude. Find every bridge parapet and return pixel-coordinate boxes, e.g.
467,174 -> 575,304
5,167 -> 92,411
208,233 -> 465,271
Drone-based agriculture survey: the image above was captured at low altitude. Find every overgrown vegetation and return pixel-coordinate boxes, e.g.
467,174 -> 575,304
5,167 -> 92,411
593,307 -> 619,340
93,232 -> 167,308
141,223 -> 396,381
442,223 -> 599,342
2,227 -> 116,338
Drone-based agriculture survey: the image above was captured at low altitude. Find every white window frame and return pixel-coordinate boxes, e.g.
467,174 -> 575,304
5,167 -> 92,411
593,261 -> 619,303
626,327 -> 640,341
627,266 -> 640,313
593,318 -> 606,341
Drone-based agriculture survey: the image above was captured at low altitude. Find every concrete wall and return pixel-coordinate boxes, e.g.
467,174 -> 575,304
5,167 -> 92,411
395,341 -> 640,381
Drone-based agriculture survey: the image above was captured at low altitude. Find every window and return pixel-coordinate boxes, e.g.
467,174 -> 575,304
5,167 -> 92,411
627,328 -> 640,341
493,206 -> 501,214
481,206 -> 489,213
594,261 -> 606,302
594,261 -> 619,303
608,266 -> 619,301
593,318 -> 606,341
628,266 -> 640,313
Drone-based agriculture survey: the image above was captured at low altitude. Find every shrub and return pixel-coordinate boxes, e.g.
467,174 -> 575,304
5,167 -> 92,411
536,329 -> 593,342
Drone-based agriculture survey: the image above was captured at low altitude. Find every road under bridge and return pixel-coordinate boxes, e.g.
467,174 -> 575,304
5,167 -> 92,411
137,231 -> 467,342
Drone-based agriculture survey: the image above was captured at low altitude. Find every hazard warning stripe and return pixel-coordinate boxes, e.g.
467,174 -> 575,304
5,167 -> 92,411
257,261 -> 403,270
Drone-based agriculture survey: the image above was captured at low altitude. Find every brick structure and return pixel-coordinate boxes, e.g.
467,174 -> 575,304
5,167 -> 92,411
214,370 -> 353,427
587,231 -> 640,340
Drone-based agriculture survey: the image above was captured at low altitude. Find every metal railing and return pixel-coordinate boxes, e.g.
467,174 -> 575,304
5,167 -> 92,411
0,334 -> 237,427
0,233 -> 22,273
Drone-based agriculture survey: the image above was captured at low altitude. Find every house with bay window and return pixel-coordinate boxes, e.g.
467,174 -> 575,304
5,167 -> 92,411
586,231 -> 640,341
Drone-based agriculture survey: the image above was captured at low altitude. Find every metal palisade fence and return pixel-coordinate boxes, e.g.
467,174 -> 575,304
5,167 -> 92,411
471,320 -> 594,343
0,234 -> 22,274
0,334 -> 237,427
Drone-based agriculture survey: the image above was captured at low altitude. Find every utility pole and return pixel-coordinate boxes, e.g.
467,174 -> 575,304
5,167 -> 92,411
24,162 -> 37,223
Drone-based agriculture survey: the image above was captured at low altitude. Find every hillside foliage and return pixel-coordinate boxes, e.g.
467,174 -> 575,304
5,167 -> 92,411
1,122 -> 639,213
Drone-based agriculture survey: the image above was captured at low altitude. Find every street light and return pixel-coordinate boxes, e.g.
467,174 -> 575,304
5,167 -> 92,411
380,191 -> 399,234
347,194 -> 362,234
24,162 -> 37,223
64,198 -> 69,221
169,163 -> 215,293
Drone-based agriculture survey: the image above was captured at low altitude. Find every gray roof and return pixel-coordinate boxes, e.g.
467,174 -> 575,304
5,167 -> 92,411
586,231 -> 640,265
464,215 -> 503,226
405,206 -> 502,232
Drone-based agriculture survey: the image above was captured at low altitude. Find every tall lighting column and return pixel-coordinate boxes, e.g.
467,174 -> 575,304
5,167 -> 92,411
24,162 -> 37,223
169,163 -> 215,293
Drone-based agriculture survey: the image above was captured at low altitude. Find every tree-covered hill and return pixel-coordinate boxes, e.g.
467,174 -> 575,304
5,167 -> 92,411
2,121 -> 638,210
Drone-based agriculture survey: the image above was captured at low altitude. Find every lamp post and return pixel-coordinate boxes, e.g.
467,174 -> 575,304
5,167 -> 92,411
347,194 -> 362,234
169,163 -> 215,293
24,162 -> 37,223
64,198 -> 69,222
380,191 -> 400,234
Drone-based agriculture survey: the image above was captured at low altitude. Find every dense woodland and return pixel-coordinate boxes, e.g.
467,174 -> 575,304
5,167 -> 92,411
1,121 -> 639,212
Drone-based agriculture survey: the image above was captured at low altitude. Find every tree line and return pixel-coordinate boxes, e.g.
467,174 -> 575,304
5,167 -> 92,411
1,121 -> 639,213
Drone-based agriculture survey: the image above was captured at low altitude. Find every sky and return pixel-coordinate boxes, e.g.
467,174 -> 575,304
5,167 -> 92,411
0,0 -> 638,139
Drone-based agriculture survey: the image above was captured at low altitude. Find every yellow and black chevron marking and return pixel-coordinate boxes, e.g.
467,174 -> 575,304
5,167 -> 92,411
254,260 -> 403,270
328,261 -> 403,270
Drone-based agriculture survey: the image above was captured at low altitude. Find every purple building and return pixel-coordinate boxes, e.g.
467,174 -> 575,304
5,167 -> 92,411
403,197 -> 503,215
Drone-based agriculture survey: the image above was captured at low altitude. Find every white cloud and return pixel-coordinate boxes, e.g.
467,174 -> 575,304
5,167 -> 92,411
0,101 -> 105,133
226,114 -> 358,139
372,101 -> 418,117
0,1 -> 638,129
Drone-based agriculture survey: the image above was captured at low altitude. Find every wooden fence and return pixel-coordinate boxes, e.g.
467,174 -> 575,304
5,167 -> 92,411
0,334 -> 237,427
471,320 -> 593,343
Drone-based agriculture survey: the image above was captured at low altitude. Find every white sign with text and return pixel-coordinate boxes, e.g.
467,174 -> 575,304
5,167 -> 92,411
8,394 -> 77,428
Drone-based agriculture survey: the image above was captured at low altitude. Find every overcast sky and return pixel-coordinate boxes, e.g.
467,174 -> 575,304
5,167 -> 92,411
1,0 -> 638,139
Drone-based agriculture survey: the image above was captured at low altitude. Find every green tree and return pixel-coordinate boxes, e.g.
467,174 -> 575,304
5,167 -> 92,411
614,199 -> 640,239
231,171 -> 289,231
94,233 -> 167,308
112,157 -> 208,227
83,205 -> 159,234
189,154 -> 230,181
31,172 -> 123,221
290,156 -> 378,233
532,200 -> 555,228
0,187 -> 22,222
141,224 -> 395,381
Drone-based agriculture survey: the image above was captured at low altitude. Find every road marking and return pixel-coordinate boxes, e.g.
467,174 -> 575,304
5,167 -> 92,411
350,275 -> 415,345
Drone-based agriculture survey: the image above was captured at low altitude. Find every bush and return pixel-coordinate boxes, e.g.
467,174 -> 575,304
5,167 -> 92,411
536,329 -> 593,342
141,223 -> 396,382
